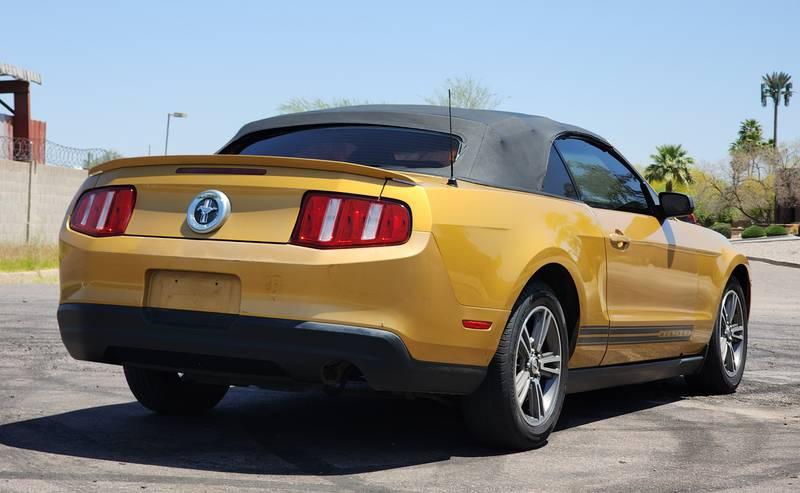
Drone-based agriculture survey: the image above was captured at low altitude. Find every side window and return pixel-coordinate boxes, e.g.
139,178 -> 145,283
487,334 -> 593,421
554,138 -> 650,214
542,148 -> 578,199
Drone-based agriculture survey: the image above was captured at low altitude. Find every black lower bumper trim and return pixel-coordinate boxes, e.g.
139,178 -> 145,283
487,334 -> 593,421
57,303 -> 486,395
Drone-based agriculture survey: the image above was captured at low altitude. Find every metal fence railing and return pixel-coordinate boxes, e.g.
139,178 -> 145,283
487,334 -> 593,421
0,136 -> 115,169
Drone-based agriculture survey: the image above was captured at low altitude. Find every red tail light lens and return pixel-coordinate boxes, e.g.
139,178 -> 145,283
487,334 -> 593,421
291,192 -> 411,248
69,186 -> 136,237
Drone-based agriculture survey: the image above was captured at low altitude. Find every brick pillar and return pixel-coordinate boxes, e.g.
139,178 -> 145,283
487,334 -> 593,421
0,80 -> 32,160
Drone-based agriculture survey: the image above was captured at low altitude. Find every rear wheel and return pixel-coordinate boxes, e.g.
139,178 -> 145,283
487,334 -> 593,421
686,278 -> 748,394
123,366 -> 229,415
462,282 -> 568,449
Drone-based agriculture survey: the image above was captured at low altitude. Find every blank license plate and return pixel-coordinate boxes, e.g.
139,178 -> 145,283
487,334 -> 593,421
145,270 -> 241,314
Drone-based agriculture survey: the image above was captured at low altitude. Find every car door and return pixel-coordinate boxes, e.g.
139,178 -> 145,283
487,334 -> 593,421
554,137 -> 700,365
541,147 -> 609,368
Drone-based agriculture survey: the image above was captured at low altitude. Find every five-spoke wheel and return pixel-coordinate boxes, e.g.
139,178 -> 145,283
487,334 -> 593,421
686,277 -> 748,394
719,289 -> 745,377
515,306 -> 562,425
463,282 -> 569,449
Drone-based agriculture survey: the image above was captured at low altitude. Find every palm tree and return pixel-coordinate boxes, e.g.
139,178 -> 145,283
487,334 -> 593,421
761,72 -> 793,148
730,118 -> 767,152
644,144 -> 695,192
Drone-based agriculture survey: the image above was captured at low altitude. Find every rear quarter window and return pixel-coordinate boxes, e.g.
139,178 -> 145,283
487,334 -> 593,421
542,149 -> 578,199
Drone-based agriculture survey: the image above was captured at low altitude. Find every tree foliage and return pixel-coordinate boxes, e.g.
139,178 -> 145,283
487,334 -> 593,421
772,142 -> 800,209
710,222 -> 732,238
424,75 -> 503,109
762,72 -> 793,107
671,168 -> 729,225
277,97 -> 370,114
644,144 -> 695,192
700,146 -> 777,223
277,75 -> 503,114
730,119 -> 771,152
83,149 -> 122,169
761,71 -> 793,148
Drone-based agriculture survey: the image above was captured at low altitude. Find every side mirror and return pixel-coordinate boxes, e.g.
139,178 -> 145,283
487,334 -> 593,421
659,192 -> 694,218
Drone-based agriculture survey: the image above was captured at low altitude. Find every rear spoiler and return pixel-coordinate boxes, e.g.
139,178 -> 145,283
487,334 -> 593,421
90,155 -> 419,183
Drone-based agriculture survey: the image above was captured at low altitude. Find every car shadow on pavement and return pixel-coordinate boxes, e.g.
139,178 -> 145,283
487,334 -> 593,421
0,378 -> 692,475
556,377 -> 692,431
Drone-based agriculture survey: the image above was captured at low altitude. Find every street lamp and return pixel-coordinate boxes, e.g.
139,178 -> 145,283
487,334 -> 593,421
164,112 -> 188,155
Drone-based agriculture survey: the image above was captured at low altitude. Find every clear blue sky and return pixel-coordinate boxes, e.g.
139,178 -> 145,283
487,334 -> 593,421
4,0 -> 798,166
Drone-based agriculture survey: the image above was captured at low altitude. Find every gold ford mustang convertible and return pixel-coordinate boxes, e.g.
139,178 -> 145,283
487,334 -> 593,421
58,106 -> 750,449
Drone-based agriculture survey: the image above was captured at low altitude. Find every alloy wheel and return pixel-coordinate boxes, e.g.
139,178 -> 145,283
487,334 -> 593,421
719,289 -> 745,377
514,305 -> 563,425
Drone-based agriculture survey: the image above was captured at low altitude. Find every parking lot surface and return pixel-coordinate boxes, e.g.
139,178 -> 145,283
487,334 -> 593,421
0,261 -> 798,492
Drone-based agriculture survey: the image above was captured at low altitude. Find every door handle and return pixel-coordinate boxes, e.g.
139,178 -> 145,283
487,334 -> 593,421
609,229 -> 630,250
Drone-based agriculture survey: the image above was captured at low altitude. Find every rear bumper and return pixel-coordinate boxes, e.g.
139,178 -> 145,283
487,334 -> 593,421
57,303 -> 486,395
58,231 -> 508,367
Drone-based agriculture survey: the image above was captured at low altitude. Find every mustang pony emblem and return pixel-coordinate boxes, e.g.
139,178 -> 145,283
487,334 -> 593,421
195,198 -> 218,224
186,190 -> 230,233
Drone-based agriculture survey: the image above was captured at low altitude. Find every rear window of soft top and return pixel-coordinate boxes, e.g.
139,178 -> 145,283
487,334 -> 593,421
229,125 -> 461,170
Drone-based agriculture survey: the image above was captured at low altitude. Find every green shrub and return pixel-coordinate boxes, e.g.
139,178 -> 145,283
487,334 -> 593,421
717,209 -> 734,224
765,224 -> 788,237
710,223 -> 732,238
741,225 -> 766,239
695,211 -> 716,227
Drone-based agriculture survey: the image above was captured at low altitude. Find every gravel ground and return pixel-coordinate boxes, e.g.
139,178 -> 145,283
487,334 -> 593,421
734,237 -> 800,266
0,261 -> 798,492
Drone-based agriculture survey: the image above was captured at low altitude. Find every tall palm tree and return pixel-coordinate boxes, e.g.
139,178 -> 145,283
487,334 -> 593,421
761,72 -> 793,148
644,144 -> 695,192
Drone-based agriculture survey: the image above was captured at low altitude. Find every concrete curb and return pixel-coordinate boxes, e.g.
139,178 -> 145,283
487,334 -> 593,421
0,268 -> 58,284
731,235 -> 800,244
748,257 -> 800,269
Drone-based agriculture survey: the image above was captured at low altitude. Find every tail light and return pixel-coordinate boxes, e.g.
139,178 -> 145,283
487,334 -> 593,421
69,186 -> 136,237
291,192 -> 411,248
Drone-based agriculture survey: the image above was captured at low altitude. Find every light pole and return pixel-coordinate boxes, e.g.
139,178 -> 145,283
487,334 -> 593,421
164,112 -> 188,155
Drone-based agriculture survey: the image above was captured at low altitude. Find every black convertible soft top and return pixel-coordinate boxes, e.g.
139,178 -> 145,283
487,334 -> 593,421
221,105 -> 606,193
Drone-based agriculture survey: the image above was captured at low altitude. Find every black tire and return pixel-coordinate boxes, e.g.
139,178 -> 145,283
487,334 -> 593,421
686,277 -> 748,394
462,282 -> 569,450
123,366 -> 229,415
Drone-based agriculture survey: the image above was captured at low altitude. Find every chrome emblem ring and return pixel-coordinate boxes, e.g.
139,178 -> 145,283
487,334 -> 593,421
187,190 -> 230,234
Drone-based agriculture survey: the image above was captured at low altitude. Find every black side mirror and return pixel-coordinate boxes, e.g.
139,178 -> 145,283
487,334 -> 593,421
659,192 -> 695,218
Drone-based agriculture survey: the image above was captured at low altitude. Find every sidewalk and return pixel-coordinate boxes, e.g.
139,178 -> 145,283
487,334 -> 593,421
731,235 -> 800,268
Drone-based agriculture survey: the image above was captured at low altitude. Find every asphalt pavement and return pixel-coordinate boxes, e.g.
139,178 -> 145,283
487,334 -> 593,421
0,261 -> 798,492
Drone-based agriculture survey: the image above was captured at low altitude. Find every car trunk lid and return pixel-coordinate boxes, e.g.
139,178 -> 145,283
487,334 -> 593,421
89,155 -> 419,244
